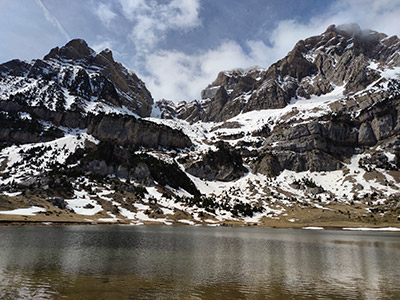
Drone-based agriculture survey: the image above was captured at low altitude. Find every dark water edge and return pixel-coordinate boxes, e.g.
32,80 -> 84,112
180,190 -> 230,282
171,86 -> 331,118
0,225 -> 399,300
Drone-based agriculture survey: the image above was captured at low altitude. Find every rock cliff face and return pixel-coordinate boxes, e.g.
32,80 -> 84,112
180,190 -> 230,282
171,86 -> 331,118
0,102 -> 191,150
87,115 -> 192,149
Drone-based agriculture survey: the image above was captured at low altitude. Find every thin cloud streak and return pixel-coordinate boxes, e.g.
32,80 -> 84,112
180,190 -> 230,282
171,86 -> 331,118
34,0 -> 70,41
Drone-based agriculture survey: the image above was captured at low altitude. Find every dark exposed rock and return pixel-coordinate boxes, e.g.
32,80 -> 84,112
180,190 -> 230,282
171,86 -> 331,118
117,165 -> 129,179
278,150 -> 342,172
265,120 -> 357,159
186,143 -> 247,181
371,115 -> 394,140
252,153 -> 281,177
68,143 -> 199,195
48,198 -> 67,210
84,160 -> 114,176
0,100 -> 192,150
359,151 -> 395,170
253,150 -> 342,175
131,162 -> 151,182
0,59 -> 32,77
44,39 -> 95,61
358,122 -> 377,145
203,87 -> 229,121
0,107 -> 64,145
84,203 -> 95,209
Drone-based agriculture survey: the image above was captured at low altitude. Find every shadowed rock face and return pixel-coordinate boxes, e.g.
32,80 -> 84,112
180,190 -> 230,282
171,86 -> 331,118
44,39 -> 95,61
87,114 -> 192,149
186,143 -> 247,181
0,101 -> 192,150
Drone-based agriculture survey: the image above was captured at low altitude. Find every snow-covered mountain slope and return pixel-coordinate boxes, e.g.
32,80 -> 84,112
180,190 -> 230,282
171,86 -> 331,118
1,25 -> 400,227
0,39 -> 153,117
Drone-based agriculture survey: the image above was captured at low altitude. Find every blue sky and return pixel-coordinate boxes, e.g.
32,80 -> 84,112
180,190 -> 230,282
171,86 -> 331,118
1,0 -> 400,102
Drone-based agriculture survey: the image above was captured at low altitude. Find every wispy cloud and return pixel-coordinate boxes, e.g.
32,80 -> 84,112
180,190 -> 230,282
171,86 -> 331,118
95,3 -> 117,28
92,39 -> 114,53
34,0 -> 70,41
141,40 -> 266,101
118,0 -> 201,53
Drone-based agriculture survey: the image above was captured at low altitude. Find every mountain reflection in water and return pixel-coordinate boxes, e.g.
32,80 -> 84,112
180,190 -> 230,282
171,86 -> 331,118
0,225 -> 399,300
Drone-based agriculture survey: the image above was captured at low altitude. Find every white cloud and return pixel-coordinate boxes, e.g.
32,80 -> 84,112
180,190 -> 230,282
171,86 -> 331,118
328,0 -> 400,37
92,40 -> 114,53
140,19 -> 330,101
95,3 -> 117,27
118,0 -> 201,52
141,40 -> 268,101
168,0 -> 201,28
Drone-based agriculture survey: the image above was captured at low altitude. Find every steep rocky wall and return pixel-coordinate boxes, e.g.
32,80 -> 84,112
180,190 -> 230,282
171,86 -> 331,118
87,115 -> 192,149
0,102 -> 192,149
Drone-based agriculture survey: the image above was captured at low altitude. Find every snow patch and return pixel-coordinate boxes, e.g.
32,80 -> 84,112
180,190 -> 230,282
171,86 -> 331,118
0,206 -> 46,216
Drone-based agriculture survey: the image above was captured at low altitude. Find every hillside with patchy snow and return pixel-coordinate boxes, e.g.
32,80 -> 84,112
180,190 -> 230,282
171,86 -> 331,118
1,24 -> 400,228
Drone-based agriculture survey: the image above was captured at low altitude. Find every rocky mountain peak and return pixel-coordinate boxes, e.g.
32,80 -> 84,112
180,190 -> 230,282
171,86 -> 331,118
326,23 -> 362,36
167,24 -> 400,123
43,39 -> 120,72
96,49 -> 114,64
44,38 -> 96,61
326,23 -> 389,44
0,39 -> 154,117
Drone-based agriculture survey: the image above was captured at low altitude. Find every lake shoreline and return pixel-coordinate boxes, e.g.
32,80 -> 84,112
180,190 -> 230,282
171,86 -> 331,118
1,216 -> 400,232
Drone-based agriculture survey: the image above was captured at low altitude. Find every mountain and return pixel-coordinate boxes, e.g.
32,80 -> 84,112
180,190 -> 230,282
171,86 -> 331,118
160,24 -> 400,122
1,39 -> 153,117
1,25 -> 400,228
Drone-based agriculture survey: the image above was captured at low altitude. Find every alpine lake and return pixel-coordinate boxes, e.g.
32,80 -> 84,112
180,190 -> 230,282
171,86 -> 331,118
0,225 -> 399,300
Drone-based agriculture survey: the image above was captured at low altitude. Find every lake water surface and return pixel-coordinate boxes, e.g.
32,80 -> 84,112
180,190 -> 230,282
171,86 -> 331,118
0,225 -> 399,300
